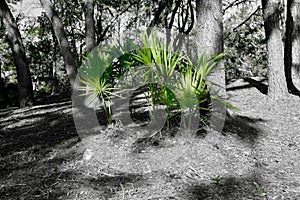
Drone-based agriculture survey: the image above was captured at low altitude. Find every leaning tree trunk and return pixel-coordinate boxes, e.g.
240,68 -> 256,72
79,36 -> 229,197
262,0 -> 288,99
0,0 -> 34,107
284,0 -> 300,96
196,0 -> 226,132
84,0 -> 96,52
39,0 -> 77,87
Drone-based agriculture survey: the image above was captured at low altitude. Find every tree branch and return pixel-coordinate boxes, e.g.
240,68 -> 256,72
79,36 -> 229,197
149,0 -> 169,27
233,6 -> 261,32
97,1 -> 137,43
184,0 -> 194,34
223,0 -> 253,13
168,0 -> 181,29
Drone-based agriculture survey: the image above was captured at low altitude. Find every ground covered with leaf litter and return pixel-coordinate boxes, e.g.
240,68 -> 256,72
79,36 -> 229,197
0,78 -> 299,200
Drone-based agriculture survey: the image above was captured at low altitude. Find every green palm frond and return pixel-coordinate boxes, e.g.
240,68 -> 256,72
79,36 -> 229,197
77,30 -> 234,126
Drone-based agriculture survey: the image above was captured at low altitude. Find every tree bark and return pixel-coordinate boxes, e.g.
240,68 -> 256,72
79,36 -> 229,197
0,0 -> 34,107
84,0 -> 96,52
196,0 -> 225,94
284,0 -> 300,96
196,0 -> 226,132
0,64 -> 8,107
39,0 -> 77,87
262,0 -> 288,99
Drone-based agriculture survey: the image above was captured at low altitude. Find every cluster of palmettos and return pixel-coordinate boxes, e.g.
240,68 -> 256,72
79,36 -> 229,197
77,32 -> 227,131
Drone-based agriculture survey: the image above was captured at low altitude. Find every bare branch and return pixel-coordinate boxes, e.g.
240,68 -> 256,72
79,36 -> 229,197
233,6 -> 261,32
97,1 -> 137,42
168,0 -> 181,29
184,0 -> 194,34
223,0 -> 254,13
149,0 -> 169,27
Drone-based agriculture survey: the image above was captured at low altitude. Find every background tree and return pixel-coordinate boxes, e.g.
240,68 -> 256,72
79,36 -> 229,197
22,13 -> 62,95
84,0 -> 96,52
0,0 -> 34,107
196,0 -> 225,91
224,2 -> 267,79
0,49 -> 8,107
196,0 -> 226,131
262,0 -> 288,99
39,0 -> 78,87
284,0 -> 300,96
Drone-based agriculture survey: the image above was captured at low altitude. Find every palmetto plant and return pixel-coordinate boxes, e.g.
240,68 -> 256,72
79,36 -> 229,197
131,32 -> 226,129
176,52 -> 226,106
77,76 -> 116,124
174,52 -> 225,129
77,31 -> 231,129
77,49 -> 123,124
131,32 -> 184,126
131,32 -> 183,85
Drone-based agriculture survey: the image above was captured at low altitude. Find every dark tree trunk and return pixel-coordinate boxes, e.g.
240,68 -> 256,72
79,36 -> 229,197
50,28 -> 59,95
0,0 -> 34,107
39,0 -> 78,87
284,0 -> 300,96
196,0 -> 226,132
84,0 -> 96,52
0,66 -> 8,107
262,0 -> 288,99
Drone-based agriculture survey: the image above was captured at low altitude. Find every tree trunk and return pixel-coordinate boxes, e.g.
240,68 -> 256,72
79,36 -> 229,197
196,0 -> 225,95
196,0 -> 226,132
39,0 -> 77,87
0,65 -> 8,107
262,0 -> 288,99
284,0 -> 300,96
0,0 -> 34,107
84,0 -> 96,52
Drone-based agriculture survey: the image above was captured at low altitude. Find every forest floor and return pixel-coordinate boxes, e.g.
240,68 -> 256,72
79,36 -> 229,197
0,77 -> 299,200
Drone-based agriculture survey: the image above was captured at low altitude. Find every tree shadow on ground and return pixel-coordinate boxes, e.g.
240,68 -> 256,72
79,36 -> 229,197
1,165 -> 76,199
182,173 -> 265,199
0,107 -> 18,118
0,98 -> 148,199
222,114 -> 265,146
86,173 -> 144,199
227,77 -> 268,95
0,136 -> 85,199
35,92 -> 72,105
0,103 -> 72,131
0,98 -> 86,199
20,100 -> 71,115
0,106 -> 78,157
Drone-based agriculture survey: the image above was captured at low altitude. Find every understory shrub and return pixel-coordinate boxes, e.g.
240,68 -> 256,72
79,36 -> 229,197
77,31 -> 230,132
